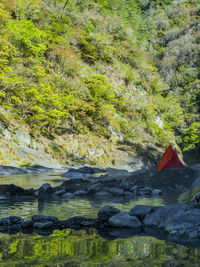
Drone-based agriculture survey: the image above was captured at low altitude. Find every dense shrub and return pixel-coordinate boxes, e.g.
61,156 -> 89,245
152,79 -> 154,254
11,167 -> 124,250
0,0 -> 199,152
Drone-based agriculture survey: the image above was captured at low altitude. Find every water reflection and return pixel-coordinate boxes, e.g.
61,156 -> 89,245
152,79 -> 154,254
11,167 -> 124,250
0,173 -> 200,265
0,197 -> 163,220
0,172 -> 64,189
0,229 -> 200,266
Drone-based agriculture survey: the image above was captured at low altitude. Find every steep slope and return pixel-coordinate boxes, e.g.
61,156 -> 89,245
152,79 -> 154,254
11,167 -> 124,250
0,0 -> 198,167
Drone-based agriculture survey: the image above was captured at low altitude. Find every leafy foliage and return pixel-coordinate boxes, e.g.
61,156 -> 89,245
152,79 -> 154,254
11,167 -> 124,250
0,0 -> 199,152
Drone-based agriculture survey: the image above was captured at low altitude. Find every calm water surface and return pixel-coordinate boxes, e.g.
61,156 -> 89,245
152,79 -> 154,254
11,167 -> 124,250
0,173 -> 200,266
0,172 -> 163,220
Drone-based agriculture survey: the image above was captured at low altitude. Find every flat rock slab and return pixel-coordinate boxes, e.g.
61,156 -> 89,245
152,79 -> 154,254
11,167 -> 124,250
0,164 -> 68,176
0,165 -> 27,175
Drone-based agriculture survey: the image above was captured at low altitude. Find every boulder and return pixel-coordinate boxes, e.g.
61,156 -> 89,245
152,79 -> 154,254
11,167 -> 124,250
95,192 -> 112,198
129,205 -> 156,220
108,187 -> 124,195
0,184 -> 34,196
21,219 -> 33,228
38,183 -> 52,194
119,183 -> 130,190
124,192 -> 133,198
33,221 -> 54,229
61,165 -> 106,179
108,212 -> 142,228
73,190 -> 86,196
75,166 -> 106,174
164,208 -> 200,233
0,216 -> 24,233
62,168 -> 91,179
130,185 -> 138,193
152,189 -> 162,195
87,183 -> 102,194
143,204 -> 190,230
32,214 -> 59,223
55,190 -> 66,196
63,193 -> 74,199
138,188 -> 152,196
97,205 -> 121,221
0,216 -> 23,226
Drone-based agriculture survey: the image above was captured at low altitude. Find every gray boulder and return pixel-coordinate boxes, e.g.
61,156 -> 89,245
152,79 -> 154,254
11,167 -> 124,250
74,190 -> 86,196
55,190 -> 66,196
119,183 -> 130,190
38,183 -> 52,194
33,221 -> 54,229
143,204 -> 190,230
130,185 -> 138,193
138,188 -> 152,196
87,183 -> 102,194
144,204 -> 200,240
124,192 -> 133,198
108,187 -> 124,195
165,208 -> 200,233
75,166 -> 105,174
63,193 -> 74,199
95,192 -> 112,198
62,167 -> 96,179
129,205 -> 155,220
108,212 -> 142,228
0,184 -> 34,196
21,219 -> 33,228
152,189 -> 162,195
0,216 -> 23,226
32,214 -> 59,223
97,205 -> 121,221
0,216 -> 24,233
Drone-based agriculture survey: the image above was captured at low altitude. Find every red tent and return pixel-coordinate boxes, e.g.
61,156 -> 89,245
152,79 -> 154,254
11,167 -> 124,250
157,145 -> 186,171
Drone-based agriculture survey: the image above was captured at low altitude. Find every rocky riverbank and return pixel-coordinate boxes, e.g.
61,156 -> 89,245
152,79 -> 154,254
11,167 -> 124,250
1,203 -> 200,247
0,165 -> 198,203
1,164 -> 200,247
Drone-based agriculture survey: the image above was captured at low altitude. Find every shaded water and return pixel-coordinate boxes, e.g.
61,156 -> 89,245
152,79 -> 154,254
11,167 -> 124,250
0,173 -> 200,266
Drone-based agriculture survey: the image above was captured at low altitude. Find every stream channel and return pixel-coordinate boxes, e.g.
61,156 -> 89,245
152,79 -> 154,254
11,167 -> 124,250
0,172 -> 200,266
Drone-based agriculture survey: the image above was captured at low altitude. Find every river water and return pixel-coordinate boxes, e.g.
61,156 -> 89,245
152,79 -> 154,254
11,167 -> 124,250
0,172 -> 200,266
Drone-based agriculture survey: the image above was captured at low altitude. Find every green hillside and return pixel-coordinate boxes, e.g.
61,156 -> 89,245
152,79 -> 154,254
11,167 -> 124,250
0,0 -> 199,166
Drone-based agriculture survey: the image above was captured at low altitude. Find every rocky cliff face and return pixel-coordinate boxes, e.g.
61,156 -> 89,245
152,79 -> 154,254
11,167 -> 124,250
0,123 -> 161,170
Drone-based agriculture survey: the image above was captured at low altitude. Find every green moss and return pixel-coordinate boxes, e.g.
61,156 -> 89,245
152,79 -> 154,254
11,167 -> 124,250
185,187 -> 200,203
